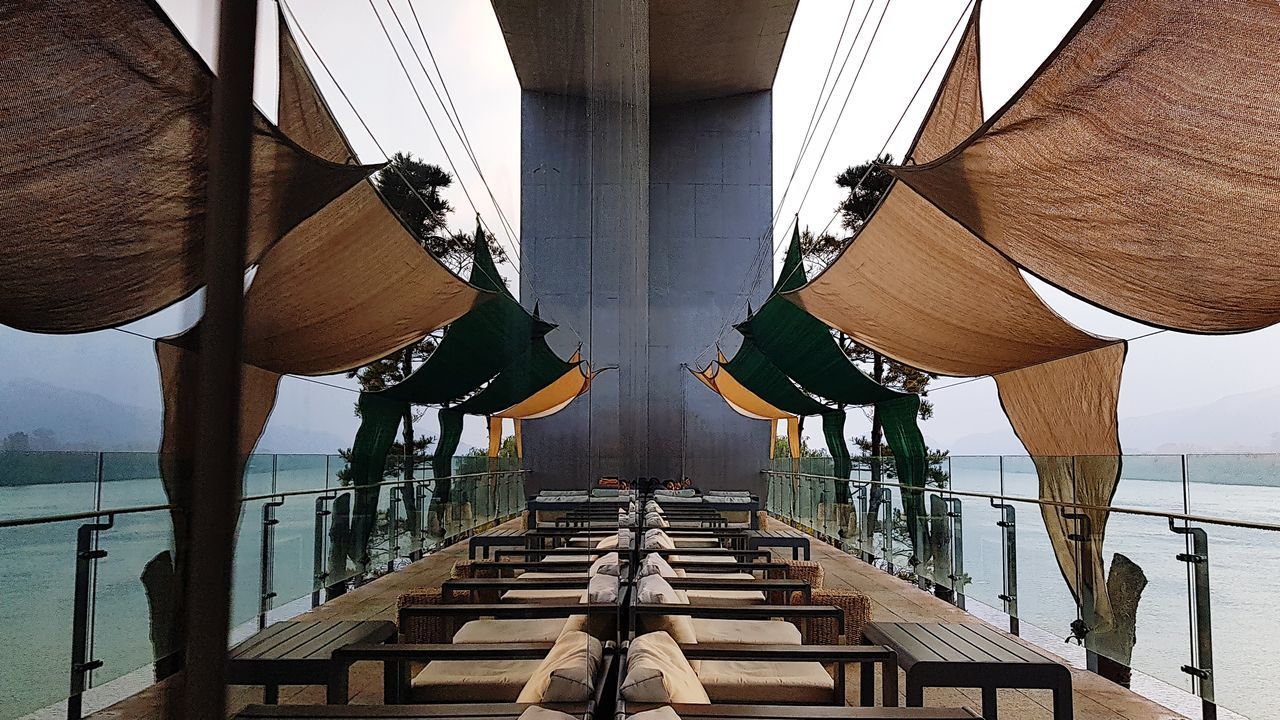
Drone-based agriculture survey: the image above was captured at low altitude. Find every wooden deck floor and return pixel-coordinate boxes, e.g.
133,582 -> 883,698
89,520 -> 1184,720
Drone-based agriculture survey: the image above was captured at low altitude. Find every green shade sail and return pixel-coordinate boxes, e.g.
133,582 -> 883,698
720,337 -> 832,417
344,392 -> 406,564
379,224 -> 554,406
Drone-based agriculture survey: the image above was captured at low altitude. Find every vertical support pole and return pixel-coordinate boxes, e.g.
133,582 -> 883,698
177,0 -> 257,717
991,498 -> 1019,635
388,486 -> 400,573
259,498 -> 283,630
1169,519 -> 1216,720
312,493 -> 336,608
69,516 -> 113,720
943,497 -> 965,609
882,489 -> 894,575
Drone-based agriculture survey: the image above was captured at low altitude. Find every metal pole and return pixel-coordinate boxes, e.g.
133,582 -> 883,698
258,498 -> 283,630
1169,519 -> 1216,720
943,497 -> 964,609
176,0 -> 257,716
991,498 -> 1019,635
312,493 -> 336,608
68,516 -> 113,720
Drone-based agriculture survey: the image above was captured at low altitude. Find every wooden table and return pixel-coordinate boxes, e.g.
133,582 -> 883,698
227,620 -> 397,704
863,622 -> 1073,720
750,529 -> 812,560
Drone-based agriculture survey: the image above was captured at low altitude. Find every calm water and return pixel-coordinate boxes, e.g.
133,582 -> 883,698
1,460 -> 1277,718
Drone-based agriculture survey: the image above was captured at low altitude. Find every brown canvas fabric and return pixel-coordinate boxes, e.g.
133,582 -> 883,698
995,343 -> 1126,629
793,183 -> 1111,376
895,0 -> 1280,332
907,3 -> 983,165
0,0 -> 375,333
786,0 -> 1128,626
232,17 -> 483,376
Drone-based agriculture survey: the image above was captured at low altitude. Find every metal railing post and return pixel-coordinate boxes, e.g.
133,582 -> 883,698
258,497 -> 284,630
311,492 -> 336,608
991,498 -> 1019,635
881,488 -> 894,575
388,487 -> 400,573
942,496 -> 965,609
1169,518 -> 1216,720
68,514 -> 113,720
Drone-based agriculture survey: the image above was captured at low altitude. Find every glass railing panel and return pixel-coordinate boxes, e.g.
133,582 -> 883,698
89,453 -> 175,698
271,455 -> 328,611
0,449 -> 101,717
231,455 -> 273,632
947,456 -> 1006,610
1185,453 -> 1280,717
1092,458 -> 1195,700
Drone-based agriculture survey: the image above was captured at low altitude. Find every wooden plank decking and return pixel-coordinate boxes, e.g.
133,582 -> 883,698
89,519 -> 1184,720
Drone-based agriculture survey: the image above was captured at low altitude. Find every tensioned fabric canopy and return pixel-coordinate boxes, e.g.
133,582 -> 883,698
0,0 -> 376,333
782,1 -> 1125,634
893,0 -> 1280,333
154,14 -> 493,559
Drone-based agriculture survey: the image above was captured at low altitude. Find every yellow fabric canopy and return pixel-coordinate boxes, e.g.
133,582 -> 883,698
690,358 -> 801,459
495,352 -> 598,419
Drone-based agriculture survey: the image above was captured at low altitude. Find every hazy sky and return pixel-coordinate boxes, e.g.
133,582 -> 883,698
4,0 -> 1278,457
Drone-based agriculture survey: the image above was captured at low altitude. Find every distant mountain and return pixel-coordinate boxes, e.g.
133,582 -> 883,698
946,385 -> 1280,455
0,378 -> 347,454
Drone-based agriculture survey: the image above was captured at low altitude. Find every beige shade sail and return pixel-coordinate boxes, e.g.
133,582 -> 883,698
788,2 -> 1112,377
894,0 -> 1280,333
995,342 -> 1126,630
232,15 -> 484,376
155,341 -> 282,536
0,0 -> 376,334
783,0 -> 1126,632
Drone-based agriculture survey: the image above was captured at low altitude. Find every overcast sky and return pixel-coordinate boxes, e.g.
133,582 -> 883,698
4,0 -> 1278,458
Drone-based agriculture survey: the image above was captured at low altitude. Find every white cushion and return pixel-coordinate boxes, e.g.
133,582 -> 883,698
519,707 -> 579,720
545,554 -> 592,564
690,618 -> 801,645
637,575 -> 687,605
626,708 -> 683,720
620,632 -> 710,704
517,631 -> 603,703
645,500 -> 663,514
643,529 -> 676,550
671,553 -> 735,564
682,572 -> 754,581
452,616 -> 587,644
590,552 -> 620,576
696,660 -> 833,704
684,589 -> 766,606
637,553 -> 677,579
501,588 -> 589,604
670,535 -> 720,548
587,572 -> 620,604
518,571 -> 588,580
645,512 -> 670,528
411,659 -> 541,702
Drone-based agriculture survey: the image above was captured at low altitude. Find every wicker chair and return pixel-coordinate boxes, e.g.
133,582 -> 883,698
783,559 -> 825,590
756,510 -> 769,530
396,587 -> 450,643
789,588 -> 873,645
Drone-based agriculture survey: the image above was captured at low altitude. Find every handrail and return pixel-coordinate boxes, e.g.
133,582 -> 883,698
761,469 -> 1280,534
0,470 -> 528,530
0,503 -> 178,529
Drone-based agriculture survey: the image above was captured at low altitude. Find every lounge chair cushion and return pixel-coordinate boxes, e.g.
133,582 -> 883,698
669,553 -> 734,564
501,588 -> 589,604
626,708 -> 682,720
410,659 -> 542,702
645,512 -> 670,528
597,529 -> 634,550
682,572 -> 755,581
638,575 -> 687,605
620,631 -> 710,704
518,572 -> 588,581
590,552 -> 620,576
696,660 -> 834,704
690,618 -> 801,645
706,490 -> 751,497
520,706 -> 579,720
643,529 -> 676,550
452,616 -> 588,644
684,589 -> 766,606
517,631 -> 603,703
671,536 -> 720,548
587,572 -> 620,603
637,553 -> 677,579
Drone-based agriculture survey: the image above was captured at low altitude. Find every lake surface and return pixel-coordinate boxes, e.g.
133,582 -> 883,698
1,457 -> 1277,718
